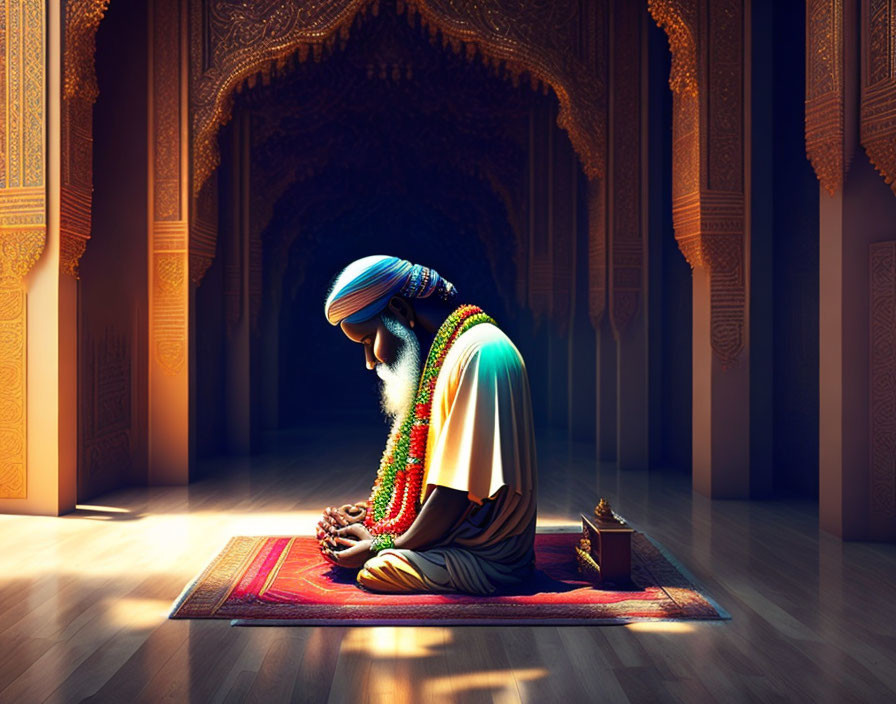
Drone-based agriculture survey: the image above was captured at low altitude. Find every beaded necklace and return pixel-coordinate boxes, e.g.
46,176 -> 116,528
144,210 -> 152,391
363,304 -> 496,547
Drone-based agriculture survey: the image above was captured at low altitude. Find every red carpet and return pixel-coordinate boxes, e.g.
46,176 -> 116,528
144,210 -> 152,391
170,532 -> 728,625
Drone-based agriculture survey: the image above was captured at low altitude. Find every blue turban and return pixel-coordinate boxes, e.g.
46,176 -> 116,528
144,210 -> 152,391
325,255 -> 457,326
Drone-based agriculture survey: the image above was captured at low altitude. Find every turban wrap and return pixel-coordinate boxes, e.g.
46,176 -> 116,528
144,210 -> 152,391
325,255 -> 457,326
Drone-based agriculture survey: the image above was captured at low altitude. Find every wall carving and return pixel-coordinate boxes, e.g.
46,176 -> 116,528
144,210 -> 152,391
0,0 -> 46,499
649,0 -> 746,365
609,0 -> 642,337
190,173 -> 218,284
79,326 -> 132,498
870,241 -> 896,537
151,0 -> 189,376
153,248 -> 188,375
861,0 -> 896,196
805,0 -> 852,196
61,0 -> 110,277
190,0 -> 607,202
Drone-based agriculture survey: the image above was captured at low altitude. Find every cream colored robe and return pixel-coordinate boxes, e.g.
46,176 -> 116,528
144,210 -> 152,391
357,323 -> 538,595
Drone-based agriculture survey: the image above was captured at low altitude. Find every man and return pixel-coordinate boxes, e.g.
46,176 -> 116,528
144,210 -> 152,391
317,255 -> 537,595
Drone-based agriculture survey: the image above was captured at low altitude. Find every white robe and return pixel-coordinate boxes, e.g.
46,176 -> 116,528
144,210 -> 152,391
358,323 -> 538,594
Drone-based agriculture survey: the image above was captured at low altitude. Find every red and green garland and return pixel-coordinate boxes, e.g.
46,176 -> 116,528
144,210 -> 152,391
363,304 -> 495,549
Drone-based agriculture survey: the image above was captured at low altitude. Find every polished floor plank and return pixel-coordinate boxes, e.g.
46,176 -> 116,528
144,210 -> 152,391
0,422 -> 895,702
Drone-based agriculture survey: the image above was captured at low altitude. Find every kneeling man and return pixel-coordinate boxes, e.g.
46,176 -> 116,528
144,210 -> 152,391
318,255 -> 537,595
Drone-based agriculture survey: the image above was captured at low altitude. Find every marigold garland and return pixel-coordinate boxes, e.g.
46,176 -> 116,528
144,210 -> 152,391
363,304 -> 496,547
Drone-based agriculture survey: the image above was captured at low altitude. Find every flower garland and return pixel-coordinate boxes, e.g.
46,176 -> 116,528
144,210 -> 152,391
363,304 -> 496,546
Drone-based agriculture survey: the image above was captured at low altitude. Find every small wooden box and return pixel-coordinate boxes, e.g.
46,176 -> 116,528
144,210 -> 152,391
576,512 -> 634,586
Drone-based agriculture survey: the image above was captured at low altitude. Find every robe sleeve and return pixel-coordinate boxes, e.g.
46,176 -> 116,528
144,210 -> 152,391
423,336 -> 532,505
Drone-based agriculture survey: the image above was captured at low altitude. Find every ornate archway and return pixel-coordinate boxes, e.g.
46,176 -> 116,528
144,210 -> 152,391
190,0 -> 606,197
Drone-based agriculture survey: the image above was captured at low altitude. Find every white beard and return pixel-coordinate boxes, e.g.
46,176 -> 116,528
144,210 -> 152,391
375,314 -> 421,427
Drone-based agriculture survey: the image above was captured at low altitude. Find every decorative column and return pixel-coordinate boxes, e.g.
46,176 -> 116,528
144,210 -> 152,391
550,104 -> 576,429
811,0 -> 896,540
527,100 -> 552,425
148,0 -> 191,483
0,0 -> 77,515
609,0 -> 649,470
60,0 -> 108,279
590,178 -> 616,461
860,0 -> 896,197
224,110 -> 252,454
581,0 -> 613,459
649,0 -> 750,497
864,1 -> 896,541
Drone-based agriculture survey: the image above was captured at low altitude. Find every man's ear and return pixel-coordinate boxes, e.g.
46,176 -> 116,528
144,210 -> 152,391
387,296 -> 414,326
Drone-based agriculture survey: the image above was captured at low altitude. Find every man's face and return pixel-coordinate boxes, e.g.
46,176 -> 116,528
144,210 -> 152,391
340,316 -> 404,370
342,313 -> 421,421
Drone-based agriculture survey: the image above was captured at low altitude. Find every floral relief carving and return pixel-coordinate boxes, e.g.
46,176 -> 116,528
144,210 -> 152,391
649,0 -> 746,365
805,0 -> 852,196
861,0 -> 896,195
0,0 -> 45,498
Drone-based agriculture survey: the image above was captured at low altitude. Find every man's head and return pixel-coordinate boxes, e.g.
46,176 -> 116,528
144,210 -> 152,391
325,255 -> 457,420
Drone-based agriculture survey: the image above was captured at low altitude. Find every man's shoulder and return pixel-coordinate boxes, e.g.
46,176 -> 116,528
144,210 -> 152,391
452,323 -> 525,372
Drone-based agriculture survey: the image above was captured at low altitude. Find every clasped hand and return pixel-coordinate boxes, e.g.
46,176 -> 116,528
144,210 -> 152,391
317,504 -> 375,569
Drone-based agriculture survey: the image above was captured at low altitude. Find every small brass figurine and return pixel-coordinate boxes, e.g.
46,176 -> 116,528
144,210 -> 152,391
594,498 -> 623,525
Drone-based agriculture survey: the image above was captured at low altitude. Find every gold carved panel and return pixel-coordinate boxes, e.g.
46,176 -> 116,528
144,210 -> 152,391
60,0 -> 110,277
151,0 -> 189,377
649,0 -> 746,365
608,0 -> 643,337
805,0 -> 853,196
0,0 -> 46,499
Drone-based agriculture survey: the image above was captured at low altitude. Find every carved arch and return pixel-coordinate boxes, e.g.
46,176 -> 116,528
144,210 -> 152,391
190,0 -> 606,197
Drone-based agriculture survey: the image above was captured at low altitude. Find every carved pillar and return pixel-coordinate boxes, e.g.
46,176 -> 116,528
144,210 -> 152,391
650,0 -> 750,497
864,1 -> 896,542
60,1 -> 108,279
806,0 -> 856,196
550,105 -> 576,429
148,0 -> 191,483
812,0 -> 896,539
860,0 -> 896,196
609,0 -> 649,470
568,170 -> 596,442
527,101 -> 551,425
0,0 -> 46,502
224,111 -> 252,454
590,177 -> 616,460
0,0 -> 78,514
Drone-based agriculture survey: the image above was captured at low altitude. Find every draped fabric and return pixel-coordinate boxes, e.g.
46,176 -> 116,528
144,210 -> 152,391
357,323 -> 538,595
325,255 -> 456,326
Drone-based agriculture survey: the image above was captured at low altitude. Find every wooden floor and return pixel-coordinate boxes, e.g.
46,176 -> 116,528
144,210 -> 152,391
1,421 -> 895,703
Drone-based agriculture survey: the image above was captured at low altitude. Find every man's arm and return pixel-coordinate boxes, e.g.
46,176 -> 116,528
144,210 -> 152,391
392,486 -> 471,551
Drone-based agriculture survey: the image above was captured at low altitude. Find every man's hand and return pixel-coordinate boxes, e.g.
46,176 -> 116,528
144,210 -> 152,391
316,502 -> 367,540
334,523 -> 373,542
322,539 -> 373,569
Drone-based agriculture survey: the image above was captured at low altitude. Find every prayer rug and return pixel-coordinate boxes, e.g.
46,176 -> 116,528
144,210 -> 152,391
169,531 -> 729,625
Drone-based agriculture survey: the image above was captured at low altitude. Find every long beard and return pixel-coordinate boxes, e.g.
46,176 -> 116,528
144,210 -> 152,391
375,315 -> 421,429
